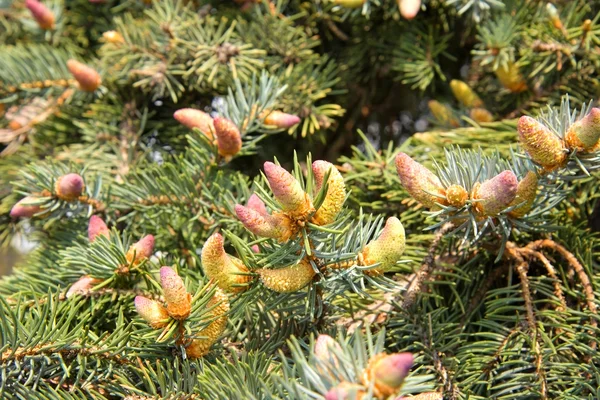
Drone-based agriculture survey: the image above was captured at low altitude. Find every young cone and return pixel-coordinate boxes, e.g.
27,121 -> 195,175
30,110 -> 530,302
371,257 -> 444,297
55,173 -> 84,201
428,100 -> 459,127
450,80 -> 483,108
311,160 -> 346,226
517,116 -> 566,170
314,334 -> 342,361
473,171 -> 518,216
214,117 -> 242,159
508,171 -> 538,218
395,153 -> 445,208
125,235 -> 155,265
10,196 -> 43,219
66,276 -> 102,298
247,194 -> 268,215
363,353 -> 413,397
134,296 -> 170,329
359,217 -> 405,275
201,232 -> 251,293
470,108 -> 493,123
25,0 -> 54,30
159,267 -> 191,320
88,215 -> 109,242
173,108 -> 215,139
263,162 -> 314,217
258,258 -> 315,293
565,108 -> 600,151
445,184 -> 468,208
235,205 -> 293,241
398,0 -> 421,19
495,62 -> 527,93
186,288 -> 230,358
325,382 -> 366,400
67,60 -> 102,92
263,110 -> 301,129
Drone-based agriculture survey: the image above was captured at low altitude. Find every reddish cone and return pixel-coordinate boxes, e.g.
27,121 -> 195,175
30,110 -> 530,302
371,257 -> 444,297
473,171 -> 518,216
67,60 -> 102,92
125,235 -> 155,265
66,276 -> 102,298
395,153 -> 445,208
10,196 -> 43,219
25,0 -> 55,30
88,215 -> 109,242
235,204 -> 293,241
159,267 -> 191,320
247,194 -> 268,215
134,295 -> 170,328
364,353 -> 413,397
263,110 -> 301,129
214,117 -> 242,159
263,162 -> 314,217
173,108 -> 215,139
55,173 -> 84,201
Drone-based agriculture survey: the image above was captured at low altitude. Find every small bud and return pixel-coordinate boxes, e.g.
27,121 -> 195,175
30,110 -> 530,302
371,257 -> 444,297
469,108 -> 494,123
263,110 -> 301,129
25,0 -> 54,30
159,267 -> 192,320
508,171 -> 538,218
10,196 -> 43,219
428,100 -> 459,127
360,217 -> 405,275
67,60 -> 102,92
450,80 -> 483,108
565,108 -> 600,151
445,185 -> 468,208
235,205 -> 293,242
333,0 -> 365,8
517,116 -> 566,170
102,30 -> 125,44
314,334 -> 342,361
201,233 -> 251,293
495,62 -> 527,93
395,153 -> 445,208
398,0 -> 421,20
125,235 -> 155,265
311,161 -> 346,226
397,392 -> 443,400
473,171 -> 518,216
66,276 -> 102,298
247,194 -> 268,215
258,258 -> 315,293
134,295 -> 170,329
325,382 -> 366,400
263,162 -> 314,217
251,244 -> 260,253
364,353 -> 413,397
185,288 -> 229,358
214,117 -> 242,159
173,108 -> 215,139
54,173 -> 85,201
88,215 -> 109,242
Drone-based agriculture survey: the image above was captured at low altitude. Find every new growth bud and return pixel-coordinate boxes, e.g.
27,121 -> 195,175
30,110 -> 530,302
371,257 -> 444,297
55,173 -> 85,201
201,232 -> 251,293
398,0 -> 421,20
67,60 -> 102,92
311,160 -> 346,226
235,205 -> 293,241
450,80 -> 483,108
263,162 -> 314,217
395,153 -> 445,208
25,0 -> 54,30
565,108 -> 600,151
364,353 -> 413,397
517,116 -> 566,170
214,117 -> 242,159
185,288 -> 230,358
263,110 -> 301,129
126,235 -> 155,265
258,258 -> 315,293
159,267 -> 191,320
473,171 -> 518,216
508,171 -> 538,218
10,196 -> 42,219
88,215 -> 109,242
66,276 -> 102,298
359,217 -> 405,275
134,295 -> 169,328
173,108 -> 215,139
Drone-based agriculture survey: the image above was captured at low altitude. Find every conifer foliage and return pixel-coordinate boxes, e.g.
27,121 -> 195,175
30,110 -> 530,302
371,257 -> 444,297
1,0 -> 600,399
